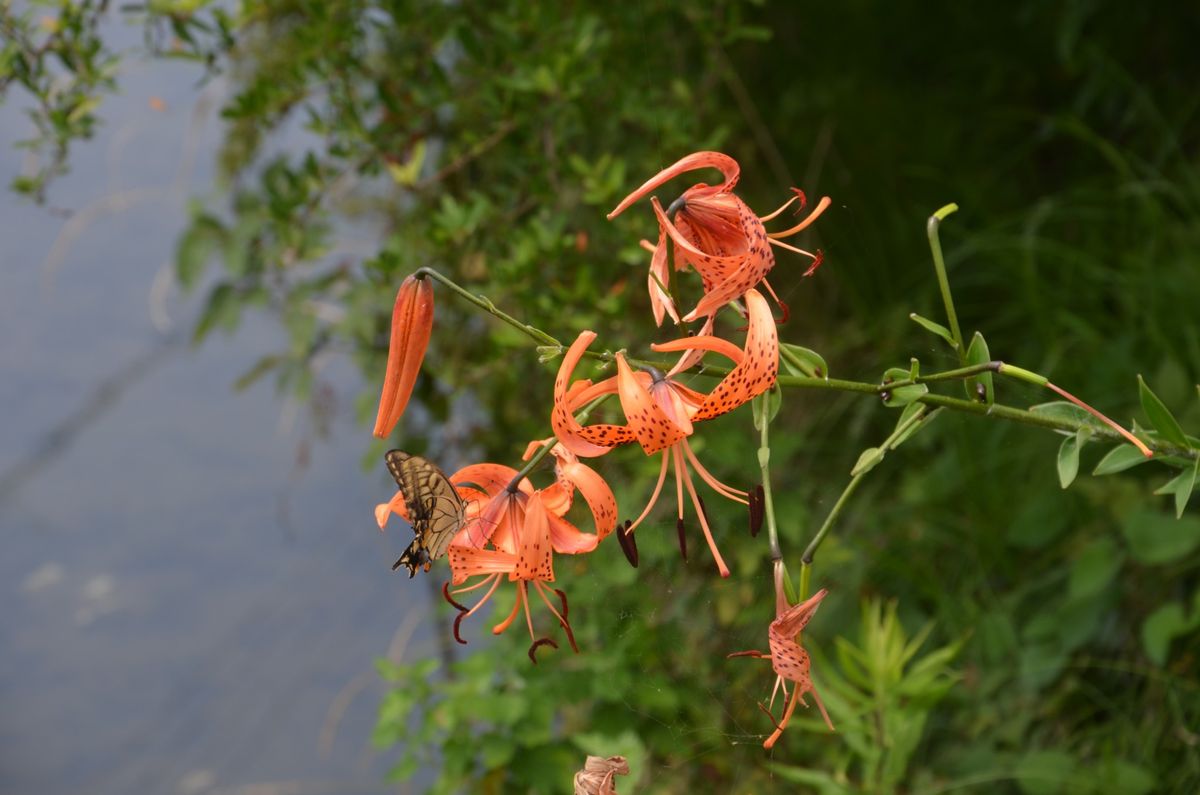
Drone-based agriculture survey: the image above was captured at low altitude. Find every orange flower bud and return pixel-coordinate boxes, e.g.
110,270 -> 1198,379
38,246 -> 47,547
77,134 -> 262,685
373,275 -> 434,438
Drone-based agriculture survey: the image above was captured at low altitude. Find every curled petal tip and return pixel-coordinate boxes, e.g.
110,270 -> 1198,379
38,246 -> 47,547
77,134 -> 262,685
374,504 -> 391,530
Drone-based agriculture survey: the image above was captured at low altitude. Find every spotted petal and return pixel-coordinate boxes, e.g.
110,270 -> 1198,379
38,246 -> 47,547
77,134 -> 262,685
607,151 -> 740,220
511,492 -> 555,582
552,331 -> 635,457
652,288 -> 778,421
615,354 -> 690,455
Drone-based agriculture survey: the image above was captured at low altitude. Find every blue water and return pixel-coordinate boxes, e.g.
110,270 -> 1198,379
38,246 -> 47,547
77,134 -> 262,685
0,39 -> 435,795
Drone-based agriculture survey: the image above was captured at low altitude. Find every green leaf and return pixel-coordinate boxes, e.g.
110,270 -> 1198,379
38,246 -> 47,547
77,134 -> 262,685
908,312 -> 958,349
781,343 -> 828,379
881,366 -> 928,408
1151,456 -> 1199,518
892,402 -> 930,447
1141,602 -> 1195,666
192,283 -> 239,343
1068,538 -> 1122,599
175,216 -> 224,290
1015,750 -> 1076,795
964,331 -> 994,405
1120,509 -> 1200,564
1030,400 -> 1102,429
1100,760 -> 1157,795
851,446 -> 885,477
1138,374 -> 1189,446
1056,430 -> 1085,489
1093,444 -> 1152,475
233,354 -> 284,392
751,387 -> 782,430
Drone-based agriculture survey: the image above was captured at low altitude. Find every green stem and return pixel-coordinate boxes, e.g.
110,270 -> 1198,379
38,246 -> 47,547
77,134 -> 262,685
884,361 -> 1000,391
757,394 -> 782,564
800,405 -> 934,567
414,266 -> 561,347
509,393 -> 612,488
927,204 -> 964,356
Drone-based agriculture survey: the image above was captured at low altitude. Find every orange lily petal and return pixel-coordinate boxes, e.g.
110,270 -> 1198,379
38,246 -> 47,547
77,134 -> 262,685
554,453 -> 618,542
652,333 -> 744,364
373,275 -> 434,438
665,315 -> 715,376
647,228 -> 680,326
374,490 -> 410,529
552,331 -> 635,456
547,513 -> 599,554
695,289 -> 777,420
607,151 -> 740,220
774,588 -> 828,635
448,545 -> 518,585
615,354 -> 690,455
512,493 -> 555,582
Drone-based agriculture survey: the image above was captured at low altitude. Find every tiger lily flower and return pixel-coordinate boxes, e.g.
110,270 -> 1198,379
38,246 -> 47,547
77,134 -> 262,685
413,447 -> 616,661
373,274 -> 435,438
608,151 -> 830,324
729,563 -> 834,747
550,289 -> 778,576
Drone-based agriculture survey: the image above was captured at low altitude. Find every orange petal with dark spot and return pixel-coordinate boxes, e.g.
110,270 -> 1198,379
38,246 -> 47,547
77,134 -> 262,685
607,151 -> 740,220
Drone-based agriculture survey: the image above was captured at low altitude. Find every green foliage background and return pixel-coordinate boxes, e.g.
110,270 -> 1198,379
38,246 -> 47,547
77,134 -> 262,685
5,1 -> 1200,792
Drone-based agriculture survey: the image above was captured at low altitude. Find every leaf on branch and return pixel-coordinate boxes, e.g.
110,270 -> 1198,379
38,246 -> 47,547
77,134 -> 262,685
1138,374 -> 1189,447
1057,430 -> 1087,489
781,343 -> 829,379
1152,457 -> 1198,518
908,312 -> 958,350
1093,444 -> 1153,476
964,331 -> 994,405
881,367 -> 927,408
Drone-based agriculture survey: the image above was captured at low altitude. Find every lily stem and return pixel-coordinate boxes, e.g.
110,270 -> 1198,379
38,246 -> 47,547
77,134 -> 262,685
800,405 -> 936,571
414,266 -> 560,348
927,204 -> 964,356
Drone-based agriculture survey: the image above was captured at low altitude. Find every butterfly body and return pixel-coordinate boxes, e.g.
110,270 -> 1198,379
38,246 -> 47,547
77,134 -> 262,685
385,450 -> 466,577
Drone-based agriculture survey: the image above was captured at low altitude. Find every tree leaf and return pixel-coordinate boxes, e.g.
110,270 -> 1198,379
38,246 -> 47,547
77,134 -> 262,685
1093,444 -> 1152,476
908,312 -> 957,349
1141,602 -> 1193,666
1120,509 -> 1200,564
1068,538 -> 1122,599
1138,374 -> 1189,446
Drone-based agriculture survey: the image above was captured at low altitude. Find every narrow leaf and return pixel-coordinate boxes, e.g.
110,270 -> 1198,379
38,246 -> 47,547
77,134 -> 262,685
1138,374 -> 1188,446
1153,459 -> 1198,518
781,343 -> 829,379
852,447 -> 885,477
1093,444 -> 1152,476
891,402 -> 930,448
1057,433 -> 1082,489
909,313 -> 958,349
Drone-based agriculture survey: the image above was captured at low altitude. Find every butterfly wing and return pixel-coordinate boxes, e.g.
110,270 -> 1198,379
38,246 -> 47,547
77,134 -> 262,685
385,450 -> 466,575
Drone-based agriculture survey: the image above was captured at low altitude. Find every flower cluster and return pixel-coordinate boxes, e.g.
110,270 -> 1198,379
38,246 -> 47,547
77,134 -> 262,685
370,151 -> 833,741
